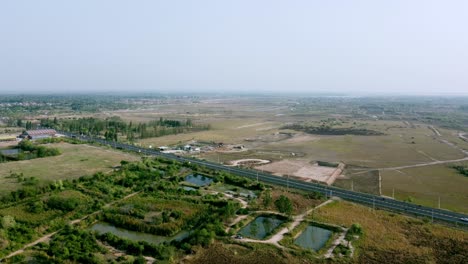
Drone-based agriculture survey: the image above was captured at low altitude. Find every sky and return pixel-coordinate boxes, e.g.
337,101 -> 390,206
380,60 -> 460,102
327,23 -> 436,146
1,1 -> 467,95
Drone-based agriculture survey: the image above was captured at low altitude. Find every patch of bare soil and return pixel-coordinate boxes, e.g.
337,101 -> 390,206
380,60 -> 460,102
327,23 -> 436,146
244,132 -> 291,143
228,159 -> 270,166
255,159 -> 340,184
281,133 -> 320,144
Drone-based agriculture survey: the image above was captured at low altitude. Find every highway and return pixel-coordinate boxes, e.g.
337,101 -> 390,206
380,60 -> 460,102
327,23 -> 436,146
60,131 -> 468,226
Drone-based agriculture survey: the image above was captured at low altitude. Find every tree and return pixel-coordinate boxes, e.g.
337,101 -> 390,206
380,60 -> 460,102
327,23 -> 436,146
1,215 -> 16,229
263,189 -> 272,208
274,195 -> 293,215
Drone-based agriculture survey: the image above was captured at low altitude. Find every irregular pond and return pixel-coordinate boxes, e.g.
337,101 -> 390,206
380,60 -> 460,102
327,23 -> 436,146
90,222 -> 189,245
238,216 -> 284,240
0,149 -> 20,156
294,225 -> 333,251
184,174 -> 213,186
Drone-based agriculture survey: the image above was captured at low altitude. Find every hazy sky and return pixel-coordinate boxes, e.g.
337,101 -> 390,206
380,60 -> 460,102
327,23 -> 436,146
1,1 -> 467,95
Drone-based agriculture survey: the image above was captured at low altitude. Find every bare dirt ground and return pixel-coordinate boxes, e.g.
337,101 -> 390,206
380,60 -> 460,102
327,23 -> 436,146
255,159 -> 339,184
228,159 -> 270,166
236,122 -> 272,129
280,133 -> 320,144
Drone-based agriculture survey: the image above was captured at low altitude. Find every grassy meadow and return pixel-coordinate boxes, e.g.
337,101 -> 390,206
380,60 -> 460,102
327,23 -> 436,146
0,143 -> 139,192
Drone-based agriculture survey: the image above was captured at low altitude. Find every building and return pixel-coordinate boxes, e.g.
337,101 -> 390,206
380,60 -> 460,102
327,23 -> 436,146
20,129 -> 57,140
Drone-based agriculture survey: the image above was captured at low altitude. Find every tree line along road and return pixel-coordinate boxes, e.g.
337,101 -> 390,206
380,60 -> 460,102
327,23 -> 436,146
59,131 -> 468,227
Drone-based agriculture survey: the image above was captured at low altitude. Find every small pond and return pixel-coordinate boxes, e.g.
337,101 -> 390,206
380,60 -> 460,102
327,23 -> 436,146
238,216 -> 284,240
181,186 -> 197,191
294,225 -> 333,251
184,174 -> 213,186
0,149 -> 20,156
90,222 -> 189,245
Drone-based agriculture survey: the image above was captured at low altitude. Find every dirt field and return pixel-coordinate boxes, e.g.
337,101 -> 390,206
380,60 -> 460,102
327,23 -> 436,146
0,143 -> 139,192
228,159 -> 270,166
255,159 -> 339,184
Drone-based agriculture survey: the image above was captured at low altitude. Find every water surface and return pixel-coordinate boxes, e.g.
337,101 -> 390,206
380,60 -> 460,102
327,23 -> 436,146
294,225 -> 333,251
184,174 -> 213,186
90,222 -> 189,244
238,216 -> 284,240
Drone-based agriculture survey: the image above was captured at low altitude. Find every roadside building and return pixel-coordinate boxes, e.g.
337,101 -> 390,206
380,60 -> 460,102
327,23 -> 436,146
19,129 -> 57,140
183,145 -> 192,151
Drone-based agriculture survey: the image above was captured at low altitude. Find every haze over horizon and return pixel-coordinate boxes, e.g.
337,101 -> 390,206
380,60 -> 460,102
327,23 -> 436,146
1,1 -> 467,95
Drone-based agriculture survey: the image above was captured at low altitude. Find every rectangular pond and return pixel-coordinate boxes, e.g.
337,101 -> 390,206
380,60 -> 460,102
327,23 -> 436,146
238,216 -> 284,240
90,222 -> 189,245
294,225 -> 333,251
184,174 -> 213,186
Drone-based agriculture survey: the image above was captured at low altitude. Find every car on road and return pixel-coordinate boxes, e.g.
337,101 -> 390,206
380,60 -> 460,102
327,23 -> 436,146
460,217 -> 468,222
234,234 -> 243,239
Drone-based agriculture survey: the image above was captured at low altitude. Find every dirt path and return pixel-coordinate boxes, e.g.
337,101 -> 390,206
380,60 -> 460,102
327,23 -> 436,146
236,122 -> 271,129
324,228 -> 355,259
459,133 -> 468,142
236,199 -> 333,249
351,156 -> 468,175
325,163 -> 345,185
429,125 -> 441,136
1,191 -> 141,261
3,231 -> 58,259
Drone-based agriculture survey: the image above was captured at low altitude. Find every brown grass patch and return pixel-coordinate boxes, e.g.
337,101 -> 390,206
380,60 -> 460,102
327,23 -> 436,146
312,200 -> 468,263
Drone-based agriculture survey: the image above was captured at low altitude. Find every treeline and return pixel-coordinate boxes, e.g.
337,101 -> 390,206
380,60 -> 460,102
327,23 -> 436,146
40,116 -> 210,141
283,123 -> 384,136
0,140 -> 61,163
452,165 -> 468,177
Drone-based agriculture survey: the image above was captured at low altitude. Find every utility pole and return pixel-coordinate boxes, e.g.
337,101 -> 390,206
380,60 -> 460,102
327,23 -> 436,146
256,171 -> 259,182
392,188 -> 395,199
287,174 -> 289,192
438,196 -> 441,209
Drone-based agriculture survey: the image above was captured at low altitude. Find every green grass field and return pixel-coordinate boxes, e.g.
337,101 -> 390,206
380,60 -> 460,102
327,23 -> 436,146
381,164 -> 468,213
0,143 -> 139,192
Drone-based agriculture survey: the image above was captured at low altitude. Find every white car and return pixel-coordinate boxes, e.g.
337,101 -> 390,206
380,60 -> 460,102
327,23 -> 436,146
460,217 -> 468,222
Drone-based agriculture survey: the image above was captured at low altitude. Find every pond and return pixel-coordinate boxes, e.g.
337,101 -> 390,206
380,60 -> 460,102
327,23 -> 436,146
181,186 -> 197,191
90,222 -> 189,245
184,174 -> 213,186
294,225 -> 333,251
238,216 -> 284,240
0,148 -> 20,156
